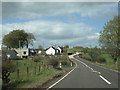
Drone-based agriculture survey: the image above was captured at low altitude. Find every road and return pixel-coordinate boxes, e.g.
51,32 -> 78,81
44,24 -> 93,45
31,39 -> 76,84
48,55 -> 119,89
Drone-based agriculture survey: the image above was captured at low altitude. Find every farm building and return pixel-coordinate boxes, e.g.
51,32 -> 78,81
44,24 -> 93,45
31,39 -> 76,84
14,48 -> 29,58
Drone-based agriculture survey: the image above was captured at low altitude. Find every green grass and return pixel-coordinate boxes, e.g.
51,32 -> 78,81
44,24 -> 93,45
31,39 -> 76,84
100,54 -> 113,64
81,53 -> 119,71
82,53 -> 92,59
67,48 -> 82,52
95,62 -> 118,71
95,54 -> 118,70
9,68 -> 63,88
6,55 -> 72,88
8,59 -> 64,88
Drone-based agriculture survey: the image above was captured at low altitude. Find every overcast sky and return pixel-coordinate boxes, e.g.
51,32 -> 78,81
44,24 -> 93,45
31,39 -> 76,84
1,2 -> 118,48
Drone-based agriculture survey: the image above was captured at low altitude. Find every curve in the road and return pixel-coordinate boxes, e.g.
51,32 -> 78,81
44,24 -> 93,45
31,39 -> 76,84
47,54 -> 119,89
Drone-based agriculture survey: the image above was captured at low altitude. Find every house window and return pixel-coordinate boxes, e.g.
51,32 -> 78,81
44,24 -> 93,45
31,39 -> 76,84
23,51 -> 26,54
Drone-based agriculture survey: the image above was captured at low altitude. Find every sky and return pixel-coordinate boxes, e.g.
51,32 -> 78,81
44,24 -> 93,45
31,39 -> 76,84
1,1 -> 118,48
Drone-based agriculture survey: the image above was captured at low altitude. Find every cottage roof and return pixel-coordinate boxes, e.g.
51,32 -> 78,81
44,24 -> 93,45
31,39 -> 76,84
2,50 -> 18,55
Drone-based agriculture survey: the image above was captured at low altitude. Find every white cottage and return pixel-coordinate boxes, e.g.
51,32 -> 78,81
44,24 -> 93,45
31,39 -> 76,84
46,46 -> 56,55
57,46 -> 62,53
46,46 -> 63,55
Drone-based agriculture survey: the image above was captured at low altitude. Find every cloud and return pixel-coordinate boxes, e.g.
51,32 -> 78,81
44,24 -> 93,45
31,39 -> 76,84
2,2 -> 116,48
2,20 -> 99,48
2,2 -> 117,20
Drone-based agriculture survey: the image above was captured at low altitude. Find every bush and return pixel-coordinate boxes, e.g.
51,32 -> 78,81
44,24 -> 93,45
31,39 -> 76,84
2,60 -> 16,87
61,61 -> 68,65
95,56 -> 106,63
49,58 -> 59,68
32,56 -> 43,62
82,54 -> 92,61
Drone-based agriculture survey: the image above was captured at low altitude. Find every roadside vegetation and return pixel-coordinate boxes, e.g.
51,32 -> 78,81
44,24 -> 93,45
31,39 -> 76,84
67,47 -> 82,53
2,54 -> 73,89
68,16 -> 120,71
78,49 -> 119,71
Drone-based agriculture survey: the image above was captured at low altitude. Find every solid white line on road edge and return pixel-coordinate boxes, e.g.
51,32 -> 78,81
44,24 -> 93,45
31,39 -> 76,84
46,56 -> 77,90
47,67 -> 76,90
99,75 -> 111,85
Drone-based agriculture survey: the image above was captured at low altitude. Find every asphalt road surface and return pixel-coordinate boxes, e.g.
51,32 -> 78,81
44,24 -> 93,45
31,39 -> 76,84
48,55 -> 119,89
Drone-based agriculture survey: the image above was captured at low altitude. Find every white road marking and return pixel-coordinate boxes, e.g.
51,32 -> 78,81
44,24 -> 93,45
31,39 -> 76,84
99,75 -> 111,85
47,55 -> 112,89
73,57 -> 101,74
47,56 -> 77,90
74,57 -> 112,85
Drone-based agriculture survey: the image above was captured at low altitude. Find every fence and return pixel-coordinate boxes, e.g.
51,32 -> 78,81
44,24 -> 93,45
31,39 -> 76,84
15,61 -> 53,80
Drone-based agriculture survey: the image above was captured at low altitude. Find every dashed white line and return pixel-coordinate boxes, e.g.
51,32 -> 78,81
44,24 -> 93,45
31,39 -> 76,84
99,75 -> 111,85
74,57 -> 112,85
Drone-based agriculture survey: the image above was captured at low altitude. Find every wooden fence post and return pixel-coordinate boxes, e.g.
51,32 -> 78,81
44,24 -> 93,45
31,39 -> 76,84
39,66 -> 40,72
16,62 -> 18,66
17,69 -> 19,79
34,66 -> 36,75
45,65 -> 47,69
46,65 -> 48,70
27,66 -> 29,77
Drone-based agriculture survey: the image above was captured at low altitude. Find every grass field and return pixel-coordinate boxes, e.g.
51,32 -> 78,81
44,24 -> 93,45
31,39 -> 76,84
4,55 -> 72,88
95,54 -> 119,71
67,48 -> 82,53
80,54 -> 119,71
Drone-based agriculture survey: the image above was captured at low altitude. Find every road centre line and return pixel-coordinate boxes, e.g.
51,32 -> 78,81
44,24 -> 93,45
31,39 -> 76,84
74,57 -> 111,85
99,75 -> 111,85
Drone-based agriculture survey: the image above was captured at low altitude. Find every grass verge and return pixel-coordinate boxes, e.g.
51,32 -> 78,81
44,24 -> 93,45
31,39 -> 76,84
4,55 -> 73,88
76,55 -> 119,71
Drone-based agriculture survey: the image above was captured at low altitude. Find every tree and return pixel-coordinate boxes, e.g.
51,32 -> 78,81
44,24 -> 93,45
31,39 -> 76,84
64,45 -> 69,49
2,30 -> 36,48
99,16 -> 120,62
38,45 -> 43,50
74,46 -> 83,49
26,33 -> 36,48
87,47 -> 101,62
